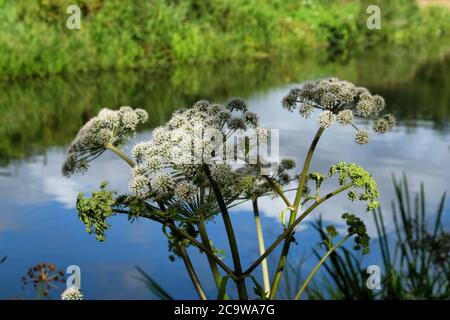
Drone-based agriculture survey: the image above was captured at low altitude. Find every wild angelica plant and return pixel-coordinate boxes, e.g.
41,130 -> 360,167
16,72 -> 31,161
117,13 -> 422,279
63,78 -> 395,300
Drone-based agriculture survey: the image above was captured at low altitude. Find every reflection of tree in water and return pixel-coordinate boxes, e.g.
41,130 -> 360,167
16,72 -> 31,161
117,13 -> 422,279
366,54 -> 450,132
0,61 -> 307,165
1,48 -> 450,165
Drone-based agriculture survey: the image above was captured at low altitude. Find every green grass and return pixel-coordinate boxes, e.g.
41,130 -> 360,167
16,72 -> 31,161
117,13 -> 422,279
1,0 -> 449,79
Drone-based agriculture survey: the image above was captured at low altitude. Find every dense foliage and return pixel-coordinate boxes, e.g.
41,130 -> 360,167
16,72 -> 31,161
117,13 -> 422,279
1,0 -> 449,78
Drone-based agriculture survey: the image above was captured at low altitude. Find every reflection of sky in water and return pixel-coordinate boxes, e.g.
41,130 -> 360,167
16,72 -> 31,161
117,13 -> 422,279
1,85 -> 449,299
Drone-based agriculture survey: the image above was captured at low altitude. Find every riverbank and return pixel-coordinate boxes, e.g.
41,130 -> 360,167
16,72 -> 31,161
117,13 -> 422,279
1,0 -> 449,79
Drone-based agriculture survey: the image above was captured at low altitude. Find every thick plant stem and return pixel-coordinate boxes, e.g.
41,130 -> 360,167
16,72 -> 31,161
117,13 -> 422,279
198,220 -> 224,293
269,127 -> 325,299
178,245 -> 208,300
203,164 -> 248,300
106,143 -> 136,168
252,198 -> 271,295
294,234 -> 351,300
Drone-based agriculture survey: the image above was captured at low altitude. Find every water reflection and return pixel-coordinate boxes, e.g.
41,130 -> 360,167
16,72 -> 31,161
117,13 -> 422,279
0,48 -> 450,299
1,46 -> 449,165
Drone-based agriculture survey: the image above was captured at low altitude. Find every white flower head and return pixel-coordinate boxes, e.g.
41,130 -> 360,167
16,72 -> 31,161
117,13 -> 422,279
174,180 -> 199,202
129,166 -> 151,198
282,77 -> 395,144
151,173 -> 175,198
299,102 -> 314,118
318,110 -> 336,128
63,107 -> 148,177
354,130 -> 369,145
61,287 -> 84,300
336,109 -> 353,125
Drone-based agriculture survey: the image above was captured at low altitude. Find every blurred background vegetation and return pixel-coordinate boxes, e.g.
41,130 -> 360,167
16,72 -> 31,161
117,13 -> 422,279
279,176 -> 450,300
1,1 -> 450,165
1,0 -> 450,300
0,0 -> 449,79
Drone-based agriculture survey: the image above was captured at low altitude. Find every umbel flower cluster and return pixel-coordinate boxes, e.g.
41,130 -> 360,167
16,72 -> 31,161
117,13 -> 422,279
128,99 -> 276,218
282,77 -> 396,144
62,107 -> 148,177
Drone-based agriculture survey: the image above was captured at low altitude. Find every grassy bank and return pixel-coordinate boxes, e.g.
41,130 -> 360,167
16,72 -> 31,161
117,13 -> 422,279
1,0 -> 449,79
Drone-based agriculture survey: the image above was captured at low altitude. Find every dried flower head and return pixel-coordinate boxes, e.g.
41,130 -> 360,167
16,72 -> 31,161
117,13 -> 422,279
21,263 -> 65,298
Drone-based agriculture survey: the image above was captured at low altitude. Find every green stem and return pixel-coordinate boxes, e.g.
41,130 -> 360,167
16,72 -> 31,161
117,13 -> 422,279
105,143 -> 217,299
252,198 -> 271,295
168,221 -> 237,279
198,220 -> 225,293
106,143 -> 136,167
294,234 -> 352,300
263,176 -> 293,208
178,245 -> 208,300
293,127 -> 325,210
118,208 -> 237,279
243,183 -> 353,276
269,127 -> 324,299
204,164 -> 248,300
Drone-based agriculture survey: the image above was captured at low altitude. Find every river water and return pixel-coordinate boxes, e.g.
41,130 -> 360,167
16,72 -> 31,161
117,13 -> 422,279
0,47 -> 449,299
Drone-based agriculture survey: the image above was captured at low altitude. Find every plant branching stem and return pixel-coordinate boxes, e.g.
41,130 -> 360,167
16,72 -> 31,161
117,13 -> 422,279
106,143 -> 136,167
168,222 -> 237,279
243,183 -> 353,277
294,234 -> 352,300
198,220 -> 225,293
178,245 -> 208,300
112,208 -> 237,279
263,176 -> 293,208
269,127 -> 325,299
204,164 -> 248,300
252,198 -> 271,294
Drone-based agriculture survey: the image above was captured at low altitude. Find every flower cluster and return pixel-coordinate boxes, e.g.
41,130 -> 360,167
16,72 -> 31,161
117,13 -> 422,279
21,263 -> 65,298
329,162 -> 379,211
62,107 -> 148,177
342,213 -> 370,254
236,158 -> 296,199
128,99 -> 268,216
61,287 -> 84,300
282,78 -> 395,144
76,182 -> 115,241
